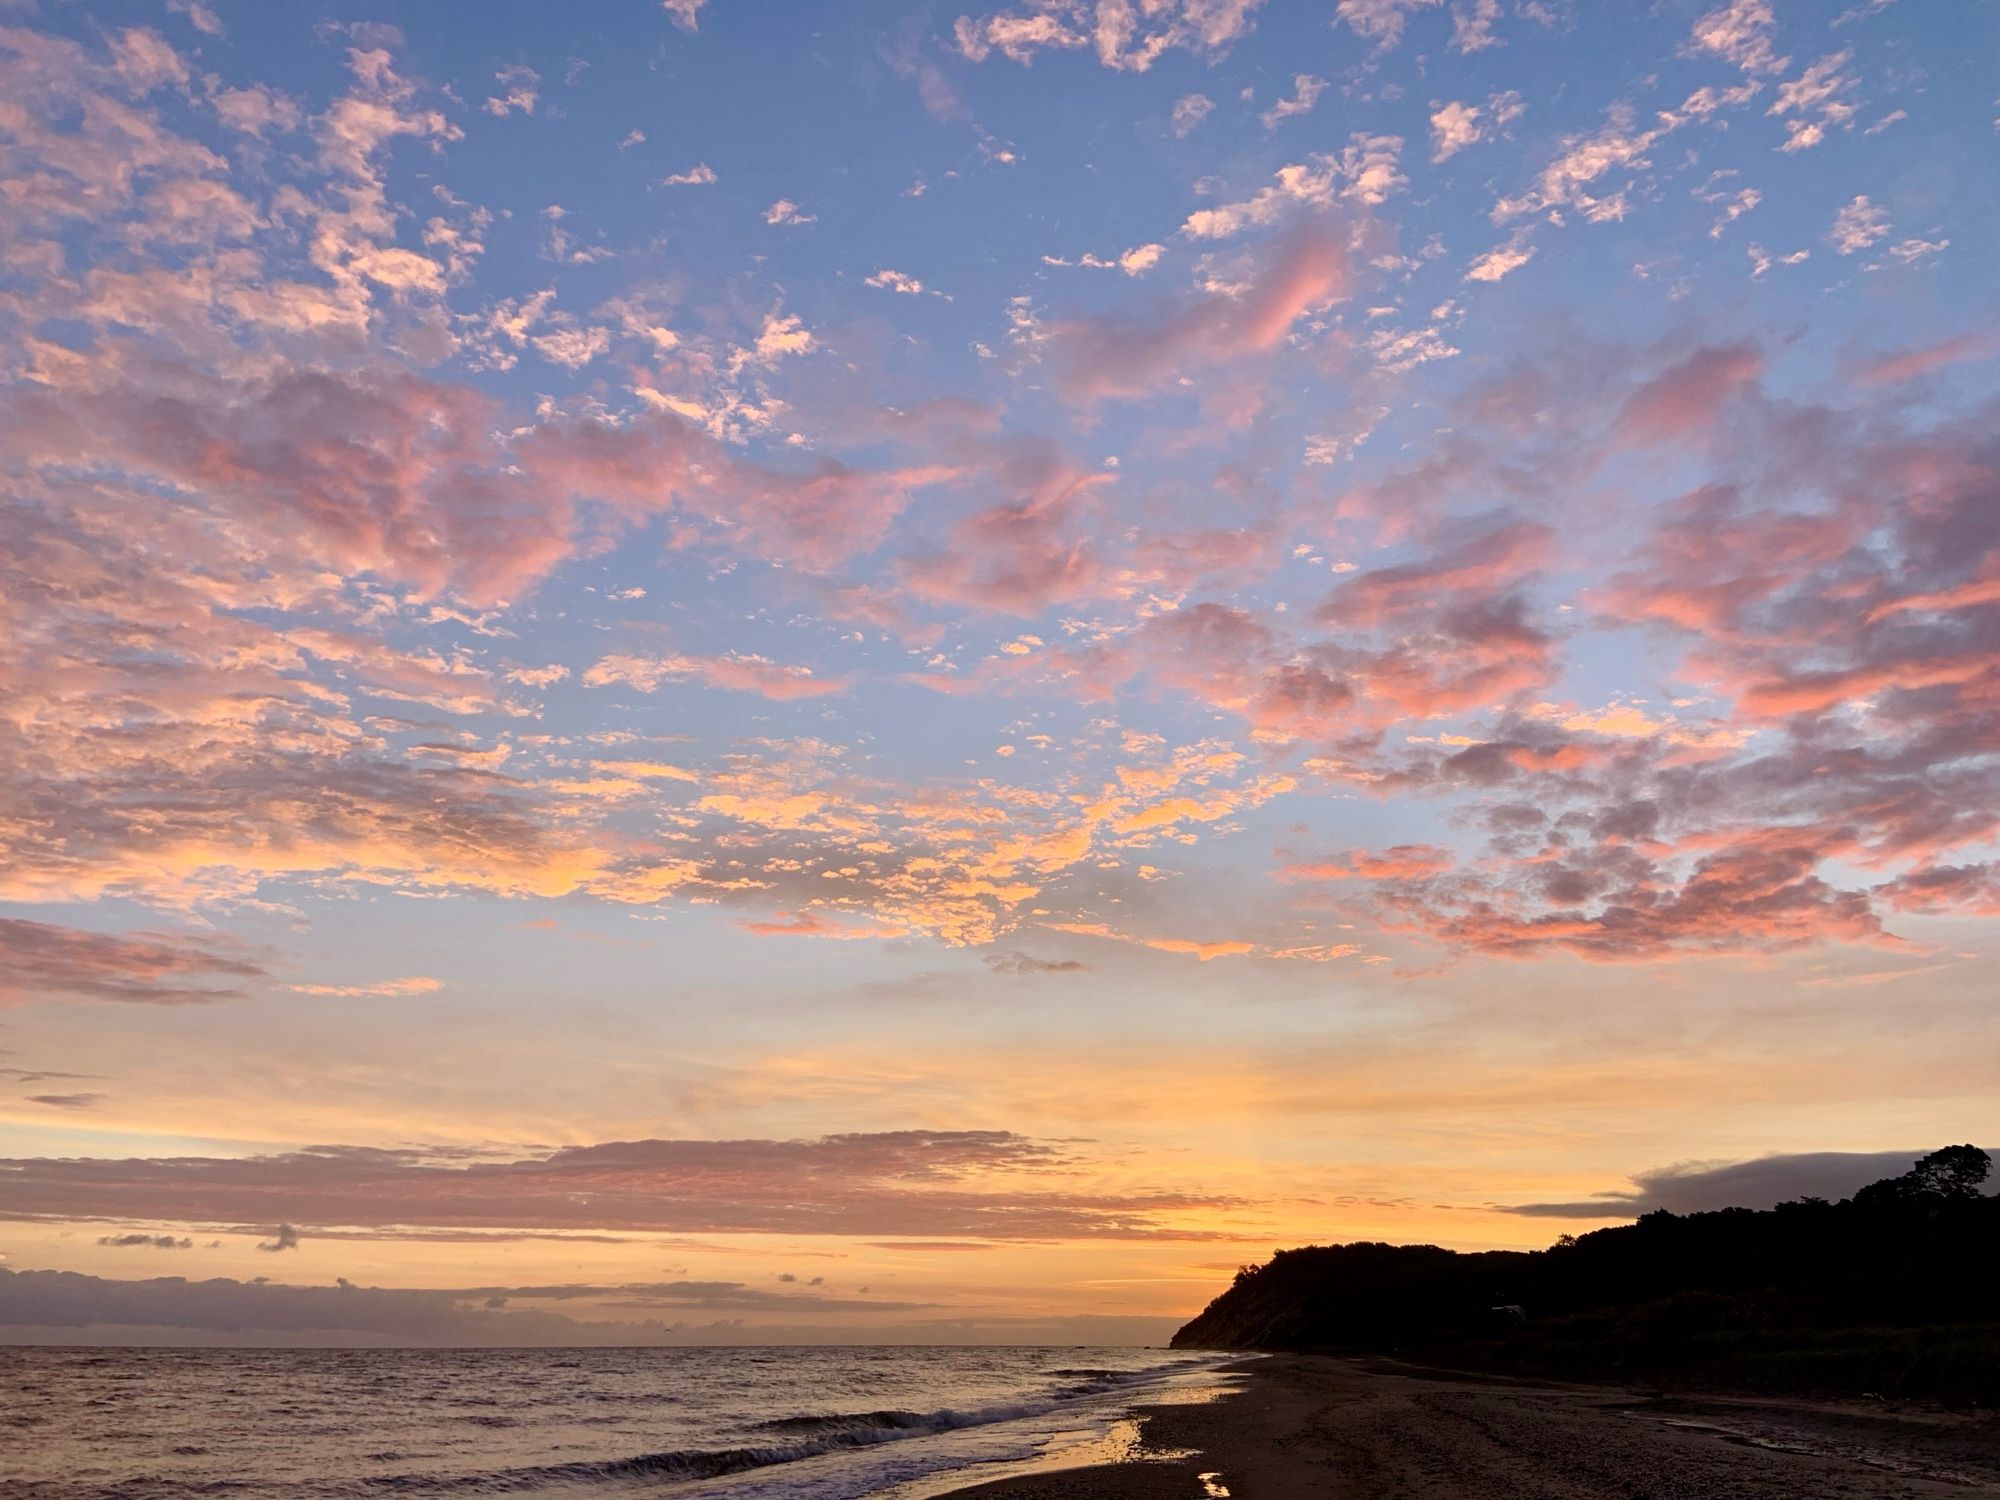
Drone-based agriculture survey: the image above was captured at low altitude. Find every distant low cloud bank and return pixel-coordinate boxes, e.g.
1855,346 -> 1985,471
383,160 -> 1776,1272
0,1267 -> 1170,1347
1504,1149 -> 1993,1219
0,1130 -> 1242,1242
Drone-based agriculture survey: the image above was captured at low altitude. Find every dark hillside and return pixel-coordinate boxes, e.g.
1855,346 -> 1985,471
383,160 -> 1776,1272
1172,1147 -> 2000,1402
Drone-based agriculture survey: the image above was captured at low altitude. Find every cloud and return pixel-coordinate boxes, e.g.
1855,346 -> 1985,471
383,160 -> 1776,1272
1748,242 -> 1809,278
1450,0 -> 1502,51
1182,145 -> 1403,238
0,317 -> 997,929
1868,237 -> 1948,272
1282,845 -> 1454,881
1280,333 -> 2000,963
286,978 -> 442,998
1503,1149 -> 1991,1218
1615,342 -> 1763,444
0,9 -> 1993,1001
0,1266 -> 660,1344
1046,922 -> 1264,963
1687,0 -> 1786,76
1368,321 -> 1460,374
662,162 -> 717,186
1144,937 -> 1253,961
1875,864 -> 2000,918
1042,245 -> 1166,277
0,1133 -> 1242,1241
1492,75 -> 1764,225
1170,93 -> 1213,137
530,325 -> 610,369
0,1268 -> 1172,1345
1116,243 -> 1166,275
866,268 -> 928,296
107,27 -> 189,91
661,0 -> 707,33
210,82 -> 302,136
763,198 -> 815,226
1260,74 -> 1325,131
1429,90 -> 1522,162
0,1069 -> 98,1087
1316,516 -> 1553,629
729,310 -> 817,375
1696,178 -> 1761,239
900,448 -> 1112,614
1430,100 -> 1484,163
453,1279 -> 923,1313
1830,195 -> 1889,254
0,920 -> 266,1007
738,911 -> 908,940
1335,0 -> 1442,51
584,651 -> 848,700
953,1 -> 1263,72
1464,231 -> 1536,282
482,64 -> 540,117
98,1234 -> 194,1250
1767,52 -> 1858,152
169,1 -> 224,37
1048,223 -> 1349,401
983,952 -> 1091,975
4,363 -> 572,606
1403,844 -> 1891,962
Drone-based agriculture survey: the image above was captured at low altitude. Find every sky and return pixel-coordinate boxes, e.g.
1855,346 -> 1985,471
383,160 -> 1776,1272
0,0 -> 1995,1347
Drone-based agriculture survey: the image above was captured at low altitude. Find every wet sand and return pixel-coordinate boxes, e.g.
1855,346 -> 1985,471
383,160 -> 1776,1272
940,1355 -> 2000,1499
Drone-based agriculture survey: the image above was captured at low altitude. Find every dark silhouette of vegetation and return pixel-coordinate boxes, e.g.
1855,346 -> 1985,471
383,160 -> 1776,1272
1172,1147 -> 1998,1402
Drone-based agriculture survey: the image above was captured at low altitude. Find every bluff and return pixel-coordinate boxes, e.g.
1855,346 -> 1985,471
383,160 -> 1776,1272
1171,1146 -> 2000,1401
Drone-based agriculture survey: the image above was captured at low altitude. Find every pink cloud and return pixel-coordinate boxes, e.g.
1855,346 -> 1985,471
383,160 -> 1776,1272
1389,842 -> 1891,962
1853,333 -> 1997,386
1282,844 -> 1454,881
1316,517 -> 1553,629
0,919 -> 266,1006
1048,223 -> 1350,401
739,911 -> 908,939
900,450 -> 1115,615
1876,863 -> 2000,916
0,1133 -> 1243,1241
1615,343 -> 1763,445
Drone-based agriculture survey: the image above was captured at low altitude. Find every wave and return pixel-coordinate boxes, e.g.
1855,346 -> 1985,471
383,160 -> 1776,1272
356,1362 -> 1213,1494
358,1418 -> 1008,1493
16,1412 -> 1062,1500
361,1436 -> 917,1492
751,1407 -> 953,1435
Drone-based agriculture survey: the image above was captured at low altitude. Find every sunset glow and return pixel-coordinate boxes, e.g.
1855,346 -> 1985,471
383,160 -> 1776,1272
1,0 -> 1995,1347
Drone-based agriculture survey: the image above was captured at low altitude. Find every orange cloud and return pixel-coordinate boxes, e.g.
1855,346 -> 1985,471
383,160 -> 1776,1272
287,977 -> 443,998
740,911 -> 910,940
1282,845 -> 1454,881
585,652 -> 847,701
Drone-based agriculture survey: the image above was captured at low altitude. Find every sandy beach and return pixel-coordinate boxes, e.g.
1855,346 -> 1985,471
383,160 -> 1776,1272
941,1356 -> 2000,1499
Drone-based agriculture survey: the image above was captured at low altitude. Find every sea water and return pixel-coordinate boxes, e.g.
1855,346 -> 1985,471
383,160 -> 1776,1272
1,1345 -> 1242,1499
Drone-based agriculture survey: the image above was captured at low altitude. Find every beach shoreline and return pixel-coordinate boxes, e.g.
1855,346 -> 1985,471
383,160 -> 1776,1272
935,1354 -> 2000,1499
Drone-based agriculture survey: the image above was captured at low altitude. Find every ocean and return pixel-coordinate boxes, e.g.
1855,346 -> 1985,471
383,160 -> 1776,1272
0,1345 -> 1241,1499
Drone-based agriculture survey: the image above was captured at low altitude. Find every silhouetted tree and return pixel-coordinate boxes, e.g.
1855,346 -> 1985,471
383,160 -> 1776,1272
1172,1144 -> 1999,1401
1907,1144 -> 1990,1201
1854,1143 -> 1992,1210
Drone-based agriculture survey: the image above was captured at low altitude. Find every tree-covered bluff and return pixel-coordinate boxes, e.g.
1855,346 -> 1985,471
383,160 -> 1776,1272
1172,1147 -> 1999,1402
